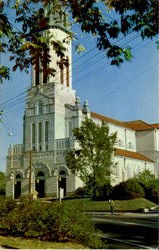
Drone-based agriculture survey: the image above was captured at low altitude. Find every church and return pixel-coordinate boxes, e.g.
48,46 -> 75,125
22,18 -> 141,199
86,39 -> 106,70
6,10 -> 158,199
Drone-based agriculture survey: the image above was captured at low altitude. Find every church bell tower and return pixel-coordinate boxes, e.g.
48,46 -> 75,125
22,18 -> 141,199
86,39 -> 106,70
24,6 -> 76,152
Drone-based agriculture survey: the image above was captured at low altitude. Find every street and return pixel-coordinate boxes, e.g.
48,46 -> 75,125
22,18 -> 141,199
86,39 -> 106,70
90,212 -> 158,249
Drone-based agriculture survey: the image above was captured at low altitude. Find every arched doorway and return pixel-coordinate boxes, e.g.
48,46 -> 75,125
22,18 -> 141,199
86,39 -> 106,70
35,171 -> 45,198
14,174 -> 22,199
59,170 -> 67,197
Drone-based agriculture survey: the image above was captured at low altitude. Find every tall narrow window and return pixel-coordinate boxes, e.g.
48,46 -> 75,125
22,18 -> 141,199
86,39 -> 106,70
39,123 -> 42,143
66,56 -> 69,87
32,123 -> 35,151
45,121 -> 48,151
35,57 -> 40,86
39,122 -> 42,151
69,121 -> 72,137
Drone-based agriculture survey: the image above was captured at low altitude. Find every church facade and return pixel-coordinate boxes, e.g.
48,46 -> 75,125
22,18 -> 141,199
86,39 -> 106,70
6,13 -> 158,199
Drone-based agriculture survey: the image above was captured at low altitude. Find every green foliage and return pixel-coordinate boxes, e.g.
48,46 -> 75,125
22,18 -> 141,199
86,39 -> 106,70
0,0 -> 158,81
0,197 -> 17,225
112,178 -> 145,200
74,187 -> 89,198
4,199 -> 103,248
135,170 -> 158,203
66,118 -> 117,199
0,172 -> 6,196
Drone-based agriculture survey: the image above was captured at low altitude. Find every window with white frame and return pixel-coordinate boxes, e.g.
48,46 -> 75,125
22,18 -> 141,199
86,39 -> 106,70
127,142 -> 134,150
114,162 -> 119,177
118,139 -> 124,147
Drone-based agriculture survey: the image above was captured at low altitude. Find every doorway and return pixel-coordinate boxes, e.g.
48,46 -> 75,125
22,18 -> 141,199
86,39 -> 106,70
59,170 -> 66,196
35,171 -> 45,198
14,174 -> 22,199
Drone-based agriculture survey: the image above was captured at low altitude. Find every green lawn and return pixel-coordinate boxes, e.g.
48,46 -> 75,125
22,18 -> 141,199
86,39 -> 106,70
0,235 -> 85,249
63,198 -> 157,212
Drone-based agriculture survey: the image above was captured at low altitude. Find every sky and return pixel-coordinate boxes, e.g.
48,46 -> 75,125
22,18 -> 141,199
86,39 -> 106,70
0,11 -> 158,172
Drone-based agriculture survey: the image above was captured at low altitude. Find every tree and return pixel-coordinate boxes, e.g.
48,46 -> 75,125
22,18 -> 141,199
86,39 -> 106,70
135,169 -> 158,203
0,0 -> 158,82
66,118 -> 117,199
0,171 -> 6,196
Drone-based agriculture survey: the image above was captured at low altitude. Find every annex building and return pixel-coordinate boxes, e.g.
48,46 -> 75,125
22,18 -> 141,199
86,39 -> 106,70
6,11 -> 158,199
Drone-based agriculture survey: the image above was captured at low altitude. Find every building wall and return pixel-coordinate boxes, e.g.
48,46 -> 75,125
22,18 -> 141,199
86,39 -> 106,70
136,130 -> 155,152
92,117 -> 136,151
112,156 -> 154,186
154,129 -> 159,151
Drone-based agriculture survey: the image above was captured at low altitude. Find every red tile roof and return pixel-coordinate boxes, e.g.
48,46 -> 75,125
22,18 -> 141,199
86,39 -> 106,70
91,112 -> 132,129
115,148 -> 154,162
150,124 -> 159,129
91,111 -> 159,131
125,120 -> 154,131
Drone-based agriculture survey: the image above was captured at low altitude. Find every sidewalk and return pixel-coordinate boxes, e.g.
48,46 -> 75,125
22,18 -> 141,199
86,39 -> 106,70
87,211 -> 158,218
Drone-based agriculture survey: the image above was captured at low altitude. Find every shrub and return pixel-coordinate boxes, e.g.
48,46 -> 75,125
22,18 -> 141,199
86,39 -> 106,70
74,187 -> 88,198
0,197 -> 17,222
112,179 -> 145,200
4,199 -> 103,248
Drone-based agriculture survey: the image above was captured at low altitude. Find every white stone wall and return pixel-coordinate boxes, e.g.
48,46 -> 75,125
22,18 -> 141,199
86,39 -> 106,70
112,155 -> 154,186
54,84 -> 76,139
92,117 -> 136,151
48,28 -> 72,87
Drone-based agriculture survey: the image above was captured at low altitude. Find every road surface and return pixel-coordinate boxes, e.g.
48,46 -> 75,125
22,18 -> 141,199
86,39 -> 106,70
90,212 -> 158,249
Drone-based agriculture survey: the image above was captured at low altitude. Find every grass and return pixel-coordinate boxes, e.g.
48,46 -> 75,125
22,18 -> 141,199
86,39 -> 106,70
0,235 -> 85,249
63,198 -> 157,212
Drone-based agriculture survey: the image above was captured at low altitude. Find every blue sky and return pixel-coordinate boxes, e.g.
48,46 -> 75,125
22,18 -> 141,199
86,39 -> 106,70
0,20 -> 158,172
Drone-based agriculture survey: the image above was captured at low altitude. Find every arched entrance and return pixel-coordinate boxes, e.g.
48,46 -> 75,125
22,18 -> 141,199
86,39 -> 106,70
35,171 -> 45,198
59,170 -> 67,197
14,174 -> 22,199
